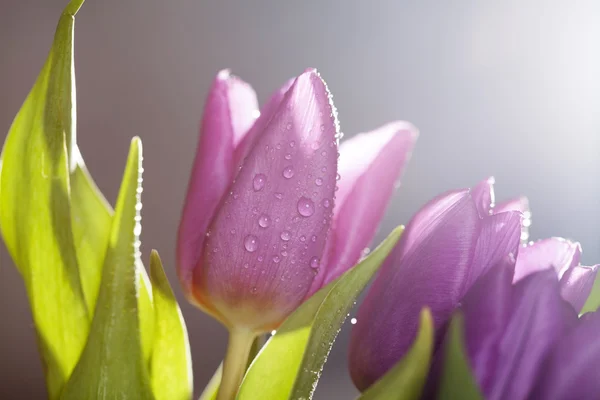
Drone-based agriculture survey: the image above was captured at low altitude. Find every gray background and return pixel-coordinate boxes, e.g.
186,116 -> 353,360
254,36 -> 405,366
1,0 -> 599,398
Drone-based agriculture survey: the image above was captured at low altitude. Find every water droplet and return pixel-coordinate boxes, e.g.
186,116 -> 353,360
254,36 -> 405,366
281,250 -> 288,257
321,166 -> 327,172
289,141 -> 295,148
311,235 -> 317,243
283,166 -> 294,179
315,177 -> 323,186
285,153 -> 292,160
258,214 -> 271,228
322,198 -> 331,208
320,124 -> 325,132
212,247 -> 218,253
252,207 -> 259,215
253,174 -> 266,191
257,255 -> 264,262
251,287 -> 258,294
321,151 -> 327,157
243,263 -> 249,269
244,235 -> 258,252
205,231 -> 211,237
233,193 -> 239,199
265,145 -> 269,151
271,330 -> 277,335
297,197 -> 315,217
273,255 -> 281,263
274,192 -> 284,200
336,173 -> 341,181
275,217 -> 281,223
300,235 -> 306,242
292,216 -> 301,223
286,122 -> 292,130
230,229 -> 236,235
280,231 -> 291,241
350,318 -> 357,325
310,257 -> 320,269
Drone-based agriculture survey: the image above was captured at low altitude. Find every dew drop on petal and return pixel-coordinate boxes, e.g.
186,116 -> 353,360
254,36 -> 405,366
321,166 -> 327,172
280,231 -> 291,241
274,192 -> 284,200
350,318 -> 357,325
244,235 -> 258,252
289,141 -> 295,148
315,177 -> 323,186
258,214 -> 271,228
297,197 -> 315,217
283,166 -> 294,179
273,255 -> 281,263
310,256 -> 320,269
253,174 -> 266,191
300,235 -> 306,242
251,287 -> 258,294
285,153 -> 292,160
322,198 -> 331,208
311,235 -> 317,243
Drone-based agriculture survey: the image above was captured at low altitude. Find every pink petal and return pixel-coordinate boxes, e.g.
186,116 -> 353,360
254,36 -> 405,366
471,176 -> 496,217
513,237 -> 582,282
315,122 -> 418,291
559,264 -> 599,312
177,70 -> 259,294
194,69 -> 340,331
494,196 -> 531,242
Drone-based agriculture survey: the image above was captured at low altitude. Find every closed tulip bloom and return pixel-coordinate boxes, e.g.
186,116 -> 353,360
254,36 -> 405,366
459,255 -> 600,400
177,68 -> 416,400
349,178 -> 522,391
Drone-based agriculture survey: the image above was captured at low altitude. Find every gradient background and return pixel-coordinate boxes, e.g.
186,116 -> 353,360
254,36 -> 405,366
1,0 -> 599,398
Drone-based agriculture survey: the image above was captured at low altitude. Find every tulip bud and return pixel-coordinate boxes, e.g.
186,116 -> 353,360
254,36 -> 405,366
177,69 -> 417,333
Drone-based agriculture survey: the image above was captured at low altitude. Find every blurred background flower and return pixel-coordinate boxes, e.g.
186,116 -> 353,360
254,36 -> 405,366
1,0 -> 599,398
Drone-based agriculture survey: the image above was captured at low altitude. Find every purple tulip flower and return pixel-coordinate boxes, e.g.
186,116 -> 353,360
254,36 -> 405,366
177,69 -> 417,334
459,253 -> 600,400
348,177 -> 598,391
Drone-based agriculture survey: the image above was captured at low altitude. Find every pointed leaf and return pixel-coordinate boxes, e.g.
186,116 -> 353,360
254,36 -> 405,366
0,1 -> 88,397
60,138 -> 153,399
149,249 -> 193,400
71,149 -> 155,363
238,226 -> 403,400
359,308 -> 434,400
438,314 -> 483,400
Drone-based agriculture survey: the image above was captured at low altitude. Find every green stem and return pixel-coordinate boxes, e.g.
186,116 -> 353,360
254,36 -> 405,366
216,329 -> 256,400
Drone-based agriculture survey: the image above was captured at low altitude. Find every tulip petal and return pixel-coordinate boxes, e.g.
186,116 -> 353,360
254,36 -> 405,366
177,71 -> 259,294
471,177 -> 495,217
494,196 -> 531,242
195,69 -> 340,332
513,237 -> 581,282
559,264 -> 600,312
466,211 -> 522,287
461,256 -> 515,395
233,78 -> 295,167
531,311 -> 600,400
349,190 -> 480,391
490,270 -> 577,400
316,122 -> 417,291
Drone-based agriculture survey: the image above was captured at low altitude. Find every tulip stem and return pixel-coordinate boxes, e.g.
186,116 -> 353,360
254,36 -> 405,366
217,329 -> 256,400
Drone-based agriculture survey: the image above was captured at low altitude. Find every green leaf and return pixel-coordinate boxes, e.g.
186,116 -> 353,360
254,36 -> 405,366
437,313 -> 483,400
581,273 -> 600,314
238,226 -> 404,400
0,1 -> 88,398
359,308 -> 434,400
60,138 -> 153,399
149,249 -> 193,400
198,364 -> 222,400
71,147 -> 155,364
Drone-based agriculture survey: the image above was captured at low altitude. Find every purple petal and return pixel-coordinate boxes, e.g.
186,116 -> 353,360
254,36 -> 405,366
513,237 -> 582,282
471,176 -> 495,217
194,69 -> 340,332
177,70 -> 258,294
489,270 -> 578,400
314,122 -> 418,292
461,255 -> 515,396
494,196 -> 531,242
531,311 -> 600,400
465,211 -> 522,288
559,264 -> 600,312
349,190 -> 480,391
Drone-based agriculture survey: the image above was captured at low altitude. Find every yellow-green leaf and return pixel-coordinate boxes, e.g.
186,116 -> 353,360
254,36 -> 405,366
149,249 -> 193,400
359,308 -> 434,400
0,1 -> 88,398
60,138 -> 153,399
437,313 -> 483,400
238,226 -> 403,400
